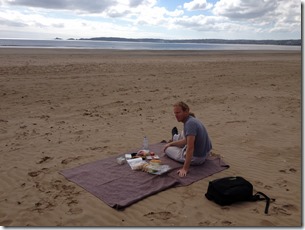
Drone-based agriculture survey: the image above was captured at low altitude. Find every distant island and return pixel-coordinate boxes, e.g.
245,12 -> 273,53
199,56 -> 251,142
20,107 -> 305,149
76,37 -> 301,46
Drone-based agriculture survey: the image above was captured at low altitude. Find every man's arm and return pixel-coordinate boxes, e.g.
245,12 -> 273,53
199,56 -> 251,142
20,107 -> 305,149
178,135 -> 195,177
163,138 -> 186,152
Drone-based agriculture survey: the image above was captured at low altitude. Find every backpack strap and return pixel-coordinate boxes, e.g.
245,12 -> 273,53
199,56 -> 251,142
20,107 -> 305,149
252,192 -> 272,214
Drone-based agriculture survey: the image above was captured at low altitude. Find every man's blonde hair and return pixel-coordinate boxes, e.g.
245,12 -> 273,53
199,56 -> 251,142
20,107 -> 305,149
174,101 -> 195,117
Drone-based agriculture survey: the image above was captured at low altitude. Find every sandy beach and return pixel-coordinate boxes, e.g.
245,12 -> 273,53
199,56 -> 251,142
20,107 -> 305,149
0,48 -> 301,227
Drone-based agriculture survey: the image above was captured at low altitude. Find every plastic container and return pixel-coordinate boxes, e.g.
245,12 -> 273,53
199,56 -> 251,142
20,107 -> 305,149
116,156 -> 126,165
143,136 -> 149,150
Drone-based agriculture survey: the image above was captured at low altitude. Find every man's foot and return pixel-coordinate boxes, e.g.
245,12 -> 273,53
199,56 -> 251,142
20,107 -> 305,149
172,127 -> 178,137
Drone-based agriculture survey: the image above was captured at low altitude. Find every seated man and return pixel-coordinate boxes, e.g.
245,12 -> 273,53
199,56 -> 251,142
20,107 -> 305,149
163,101 -> 212,177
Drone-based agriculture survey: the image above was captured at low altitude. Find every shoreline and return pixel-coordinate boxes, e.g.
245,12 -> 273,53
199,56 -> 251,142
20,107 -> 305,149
0,47 -> 301,52
0,38 -> 301,51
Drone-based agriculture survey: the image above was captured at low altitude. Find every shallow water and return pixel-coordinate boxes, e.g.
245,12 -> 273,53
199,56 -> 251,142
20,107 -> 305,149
0,39 -> 301,51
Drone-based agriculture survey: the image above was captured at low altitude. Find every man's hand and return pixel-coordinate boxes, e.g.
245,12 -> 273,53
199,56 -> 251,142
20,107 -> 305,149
163,143 -> 171,152
177,168 -> 188,177
178,135 -> 194,177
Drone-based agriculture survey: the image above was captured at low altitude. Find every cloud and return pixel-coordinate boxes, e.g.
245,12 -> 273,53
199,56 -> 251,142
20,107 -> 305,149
0,7 -> 141,39
213,0 -> 277,19
0,17 -> 27,27
211,0 -> 300,35
5,0 -> 159,13
129,0 -> 145,7
183,0 -> 213,11
52,22 -> 65,28
127,3 -> 183,26
7,0 -> 67,9
169,14 -> 252,34
133,6 -> 167,25
6,0 -> 117,13
270,0 -> 301,33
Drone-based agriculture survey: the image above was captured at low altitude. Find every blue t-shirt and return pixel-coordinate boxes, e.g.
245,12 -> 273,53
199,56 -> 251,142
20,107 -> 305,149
184,116 -> 212,158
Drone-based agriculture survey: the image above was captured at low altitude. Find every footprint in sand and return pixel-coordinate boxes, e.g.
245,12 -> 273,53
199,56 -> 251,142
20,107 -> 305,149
198,220 -> 211,226
61,155 -> 93,165
253,181 -> 272,190
61,156 -> 82,165
279,168 -> 297,174
289,168 -> 297,173
144,211 -> 174,221
254,180 -> 264,187
264,185 -> 273,190
67,207 -> 83,215
50,180 -> 63,191
89,146 -> 108,151
275,178 -> 288,188
221,220 -> 232,226
251,208 -> 259,214
67,199 -> 78,206
32,200 -> 55,213
28,168 -> 48,177
254,180 -> 274,190
37,156 -> 53,164
260,219 -> 275,226
166,201 -> 178,211
282,204 -> 298,212
272,204 -> 297,216
272,206 -> 291,216
28,171 -> 41,177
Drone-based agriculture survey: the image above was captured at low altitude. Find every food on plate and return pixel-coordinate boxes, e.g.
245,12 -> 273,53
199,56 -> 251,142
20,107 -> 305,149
142,163 -> 150,172
137,150 -> 149,156
150,159 -> 162,164
147,167 -> 159,174
132,161 -> 147,170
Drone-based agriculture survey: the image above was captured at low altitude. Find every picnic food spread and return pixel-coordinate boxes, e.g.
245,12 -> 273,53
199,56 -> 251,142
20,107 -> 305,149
117,150 -> 171,175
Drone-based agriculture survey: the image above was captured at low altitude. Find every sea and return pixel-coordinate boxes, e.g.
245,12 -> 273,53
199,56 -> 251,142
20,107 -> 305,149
0,39 -> 301,51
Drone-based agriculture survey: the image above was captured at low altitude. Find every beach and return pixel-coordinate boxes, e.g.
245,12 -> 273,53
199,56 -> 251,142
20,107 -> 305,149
0,48 -> 301,226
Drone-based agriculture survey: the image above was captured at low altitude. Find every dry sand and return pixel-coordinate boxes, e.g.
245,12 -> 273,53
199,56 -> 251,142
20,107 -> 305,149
0,48 -> 301,227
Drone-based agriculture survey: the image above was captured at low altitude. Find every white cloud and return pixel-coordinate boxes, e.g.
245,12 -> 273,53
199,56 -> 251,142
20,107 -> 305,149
0,17 -> 27,27
128,0 -> 157,8
212,0 -> 300,36
169,14 -> 254,34
133,6 -> 167,25
122,3 -> 184,27
5,0 -> 117,13
271,0 -> 300,32
213,0 -> 277,19
3,0 -> 157,15
129,0 -> 144,7
0,7 -> 140,39
183,0 -> 213,11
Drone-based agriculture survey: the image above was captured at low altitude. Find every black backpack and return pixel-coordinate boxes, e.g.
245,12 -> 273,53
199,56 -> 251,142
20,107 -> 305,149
205,176 -> 272,214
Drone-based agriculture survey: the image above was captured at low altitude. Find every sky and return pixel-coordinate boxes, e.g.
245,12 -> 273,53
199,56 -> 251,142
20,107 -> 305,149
0,0 -> 301,40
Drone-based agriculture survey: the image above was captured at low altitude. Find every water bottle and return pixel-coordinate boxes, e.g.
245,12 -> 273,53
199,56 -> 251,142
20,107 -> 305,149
143,136 -> 149,150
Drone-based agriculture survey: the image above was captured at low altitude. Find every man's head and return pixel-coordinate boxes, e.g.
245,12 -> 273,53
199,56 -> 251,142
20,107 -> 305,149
173,101 -> 190,123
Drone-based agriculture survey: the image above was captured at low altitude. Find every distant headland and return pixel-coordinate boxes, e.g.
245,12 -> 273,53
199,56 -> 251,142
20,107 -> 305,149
57,37 -> 301,46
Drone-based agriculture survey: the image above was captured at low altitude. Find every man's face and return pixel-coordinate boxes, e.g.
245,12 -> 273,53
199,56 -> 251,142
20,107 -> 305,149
173,106 -> 188,122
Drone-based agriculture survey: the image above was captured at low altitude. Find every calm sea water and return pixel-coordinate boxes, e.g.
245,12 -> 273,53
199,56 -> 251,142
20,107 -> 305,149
0,39 -> 301,51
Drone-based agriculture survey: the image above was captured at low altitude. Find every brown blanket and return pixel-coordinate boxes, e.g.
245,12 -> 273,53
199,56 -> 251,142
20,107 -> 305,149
60,143 -> 229,209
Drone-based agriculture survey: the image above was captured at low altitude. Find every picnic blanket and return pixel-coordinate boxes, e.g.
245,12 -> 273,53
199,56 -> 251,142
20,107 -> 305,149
60,142 -> 229,210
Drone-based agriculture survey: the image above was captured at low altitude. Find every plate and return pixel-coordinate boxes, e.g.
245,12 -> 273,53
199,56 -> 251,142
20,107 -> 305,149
147,165 -> 171,175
